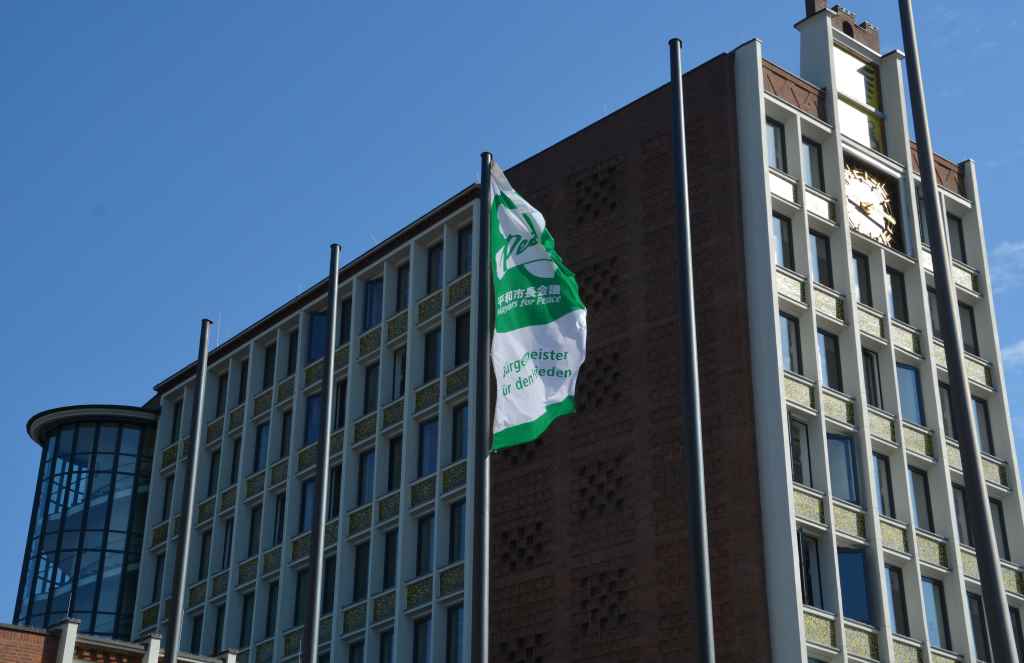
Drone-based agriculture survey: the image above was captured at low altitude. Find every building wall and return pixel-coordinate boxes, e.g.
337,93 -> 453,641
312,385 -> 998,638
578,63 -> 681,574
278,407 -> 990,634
0,624 -> 58,663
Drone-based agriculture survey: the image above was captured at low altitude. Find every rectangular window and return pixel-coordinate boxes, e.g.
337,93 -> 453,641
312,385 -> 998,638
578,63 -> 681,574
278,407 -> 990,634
304,393 -> 322,446
353,541 -> 370,601
307,311 -> 328,365
801,138 -> 825,191
457,225 -> 473,277
294,568 -> 309,627
387,437 -> 402,492
766,118 -> 787,172
208,449 -> 220,497
328,464 -> 342,519
852,251 -> 873,306
380,629 -> 394,663
333,380 -> 347,429
773,213 -> 795,270
151,554 -> 164,603
828,434 -> 860,504
833,47 -> 885,151
221,518 -> 234,569
838,548 -> 873,625
254,422 -> 269,472
279,410 -> 292,460
191,614 -> 203,655
170,399 -> 183,442
357,449 -> 375,506
273,493 -> 286,545
896,363 -> 925,426
237,359 -> 249,405
417,514 -> 434,577
454,313 -> 470,367
952,484 -> 972,546
908,467 -> 935,532
968,592 -> 991,662
928,288 -> 942,340
247,505 -> 262,558
447,604 -> 464,663
817,330 -> 843,391
197,530 -> 211,580
396,264 -> 410,312
427,243 -> 444,292
789,418 -> 812,487
339,298 -> 352,346
991,498 -> 1011,561
240,592 -> 254,648
364,278 -> 384,331
1010,606 -> 1024,662
364,363 -> 379,414
798,531 -> 824,609
961,303 -> 979,355
873,453 -> 895,518
779,313 -> 803,375
947,213 -> 967,263
214,604 -> 225,655
392,348 -> 406,401
287,329 -> 299,376
424,328 -> 441,382
971,397 -> 994,455
299,478 -> 315,533
939,383 -> 957,439
885,565 -> 910,636
862,349 -> 883,408
419,419 -> 438,478
262,343 -> 276,390
922,577 -> 951,650
383,529 -> 398,590
229,437 -> 240,484
809,231 -> 834,288
349,642 -> 365,663
162,476 -> 175,520
887,269 -> 909,323
452,404 -> 468,462
414,617 -> 432,663
215,372 -> 229,417
449,500 -> 465,563
322,555 -> 335,615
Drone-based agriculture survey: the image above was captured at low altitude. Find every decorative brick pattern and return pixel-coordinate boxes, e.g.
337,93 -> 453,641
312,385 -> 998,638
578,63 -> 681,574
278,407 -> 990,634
571,562 -> 636,656
775,267 -> 806,303
576,255 -> 622,321
418,291 -> 442,322
445,365 -> 469,395
378,492 -> 400,521
372,590 -> 395,623
359,327 -> 381,358
495,632 -> 551,663
574,344 -> 624,415
405,576 -> 432,611
762,60 -> 827,120
415,380 -> 440,413
909,141 -> 965,195
348,505 -> 372,536
387,312 -> 408,341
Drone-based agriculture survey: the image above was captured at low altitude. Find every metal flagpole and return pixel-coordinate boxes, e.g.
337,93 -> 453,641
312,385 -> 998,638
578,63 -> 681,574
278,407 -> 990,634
897,3 -> 1019,661
668,39 -> 715,663
304,243 -> 342,662
168,318 -> 213,663
470,152 -> 493,663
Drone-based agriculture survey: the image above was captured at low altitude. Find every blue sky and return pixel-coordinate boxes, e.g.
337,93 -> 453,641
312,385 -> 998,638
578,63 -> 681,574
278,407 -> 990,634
2,1 -> 1022,621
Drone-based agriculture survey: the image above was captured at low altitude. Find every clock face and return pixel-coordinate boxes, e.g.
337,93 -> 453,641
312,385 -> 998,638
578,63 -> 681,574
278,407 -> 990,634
844,166 -> 897,247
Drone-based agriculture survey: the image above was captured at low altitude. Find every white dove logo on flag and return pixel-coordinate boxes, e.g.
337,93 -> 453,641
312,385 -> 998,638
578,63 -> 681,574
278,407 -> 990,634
494,194 -> 556,281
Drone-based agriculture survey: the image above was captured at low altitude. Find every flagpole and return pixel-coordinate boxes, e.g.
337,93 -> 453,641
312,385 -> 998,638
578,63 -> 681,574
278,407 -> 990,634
668,38 -> 715,663
897,3 -> 1019,661
168,318 -> 213,663
303,243 -> 342,662
470,151 -> 493,663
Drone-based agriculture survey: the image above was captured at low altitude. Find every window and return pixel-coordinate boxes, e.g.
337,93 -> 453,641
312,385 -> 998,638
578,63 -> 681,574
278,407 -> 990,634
939,383 -> 957,439
221,518 -> 234,569
339,298 -> 352,346
968,398 -> 995,456
789,418 -> 812,487
215,372 -> 228,417
838,548 -> 873,625
773,213 -> 795,270
262,343 -> 276,390
454,313 -> 470,367
960,303 -> 979,355
357,449 -> 375,506
833,46 -> 885,151
379,629 -> 394,663
922,577 -> 951,650
852,251 -> 872,306
886,268 -> 909,323
240,592 -> 254,648
452,404 -> 468,463
254,422 -> 269,472
414,617 -> 432,663
387,437 -> 402,492
828,434 -> 860,504
817,330 -> 843,391
322,555 -> 335,614
968,592 -> 991,662
809,231 -> 834,288
333,380 -> 347,429
230,436 -> 241,484
353,541 -> 370,601
801,138 -> 825,191
779,313 -> 803,375
427,243 -> 444,292
237,360 -> 249,405
908,467 -> 935,532
947,213 -> 967,263
214,604 -> 225,655
417,514 -> 434,576
350,642 -> 365,663
190,614 -> 203,654
392,348 -> 406,401
299,479 -> 315,533
383,529 -> 398,590
1010,606 -> 1024,662
991,499 -> 1011,561
304,393 -> 322,446
928,288 -> 942,340
449,500 -> 465,563
207,449 -> 220,497
885,565 -> 910,636
873,453 -> 895,518
307,311 -> 328,365
151,554 -> 164,603
396,264 -> 410,312
862,349 -> 883,408
263,580 -> 278,637
364,278 -> 384,331
328,465 -> 342,519
247,505 -> 262,557
162,475 -> 174,520
798,531 -> 824,609
170,399 -> 183,442
364,363 -> 379,414
273,493 -> 286,545
457,226 -> 473,277
766,118 -> 787,172
197,530 -> 211,580
287,329 -> 299,376
279,410 -> 292,460
294,568 -> 309,626
952,485 -> 972,546
424,328 -> 441,382
896,363 -> 925,426
419,419 -> 438,478
447,604 -> 464,663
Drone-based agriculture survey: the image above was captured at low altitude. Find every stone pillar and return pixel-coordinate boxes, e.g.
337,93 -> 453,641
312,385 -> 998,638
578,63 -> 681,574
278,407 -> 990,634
54,619 -> 80,663
143,632 -> 161,663
220,648 -> 240,663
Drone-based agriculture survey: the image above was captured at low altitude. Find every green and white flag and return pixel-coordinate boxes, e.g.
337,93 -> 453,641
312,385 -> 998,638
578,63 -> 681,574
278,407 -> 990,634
489,161 -> 587,451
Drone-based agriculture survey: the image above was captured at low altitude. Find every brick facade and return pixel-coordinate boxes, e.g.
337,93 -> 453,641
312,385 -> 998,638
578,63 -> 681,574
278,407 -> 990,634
0,624 -> 58,663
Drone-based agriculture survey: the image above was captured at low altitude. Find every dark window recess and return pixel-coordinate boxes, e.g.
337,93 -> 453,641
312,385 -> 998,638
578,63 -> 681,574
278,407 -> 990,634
387,437 -> 402,492
339,298 -> 352,346
237,360 -> 248,405
766,118 -> 787,172
417,514 -> 434,577
809,231 -> 834,288
304,393 -> 322,446
896,363 -> 925,427
262,343 -> 276,390
968,592 -> 991,662
364,363 -> 379,415
353,541 -> 370,601
873,453 -> 895,518
418,420 -> 438,478
862,349 -> 883,408
214,373 -> 228,417
333,380 -> 347,429
817,330 -> 843,391
363,278 -> 383,331
395,264 -> 410,312
457,225 -> 473,277
801,138 -> 825,191
852,251 -> 872,306
828,434 -> 860,505
287,329 -> 299,376
908,467 -> 935,532
922,577 -> 951,650
887,269 -> 909,323
307,311 -> 328,365
383,529 -> 398,590
773,213 -> 794,270
427,243 -> 444,292
452,404 -> 468,463
838,548 -> 874,625
973,397 -> 994,455
885,565 -> 910,636
357,449 -> 375,506
780,313 -> 803,375
454,313 -> 470,367
424,328 -> 441,382
790,418 -> 812,487
798,531 -> 824,609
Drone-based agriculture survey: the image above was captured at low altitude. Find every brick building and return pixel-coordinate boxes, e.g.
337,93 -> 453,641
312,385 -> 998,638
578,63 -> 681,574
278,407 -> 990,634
13,3 -> 1024,662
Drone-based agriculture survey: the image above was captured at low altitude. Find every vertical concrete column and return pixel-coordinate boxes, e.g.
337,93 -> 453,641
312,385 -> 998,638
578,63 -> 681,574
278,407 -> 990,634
220,649 -> 239,663
143,632 -> 162,663
54,619 -> 80,663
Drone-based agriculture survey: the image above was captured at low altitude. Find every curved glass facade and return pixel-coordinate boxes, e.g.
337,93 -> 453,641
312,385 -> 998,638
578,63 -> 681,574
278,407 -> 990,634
15,417 -> 154,638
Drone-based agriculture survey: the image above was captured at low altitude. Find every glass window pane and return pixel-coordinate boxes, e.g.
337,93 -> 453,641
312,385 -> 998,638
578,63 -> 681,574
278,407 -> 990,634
780,314 -> 802,375
789,418 -> 812,487
766,119 -> 787,172
897,364 -> 925,426
922,577 -> 950,650
873,453 -> 894,518
837,548 -> 873,625
828,435 -> 860,504
885,565 -> 910,636
908,468 -> 935,532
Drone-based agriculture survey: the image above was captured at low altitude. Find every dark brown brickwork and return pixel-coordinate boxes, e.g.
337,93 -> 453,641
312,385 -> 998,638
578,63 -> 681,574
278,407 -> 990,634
492,53 -> 772,662
0,624 -> 58,663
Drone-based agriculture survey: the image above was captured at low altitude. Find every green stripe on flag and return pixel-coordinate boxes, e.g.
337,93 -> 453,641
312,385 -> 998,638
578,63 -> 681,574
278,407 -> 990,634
491,396 -> 576,451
